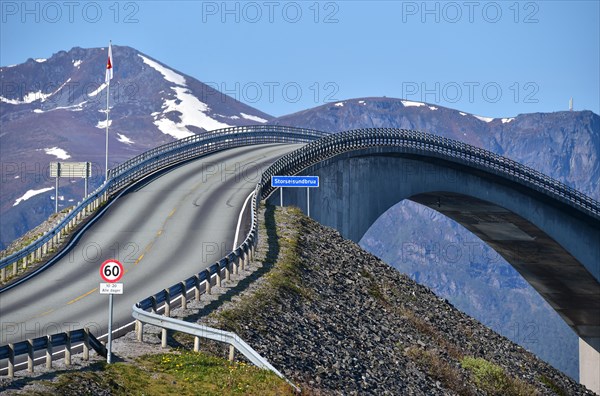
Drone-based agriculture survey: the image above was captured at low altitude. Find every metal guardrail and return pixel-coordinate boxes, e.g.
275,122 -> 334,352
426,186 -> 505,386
0,125 -> 329,277
257,128 -> 600,219
131,305 -> 298,390
0,328 -> 106,377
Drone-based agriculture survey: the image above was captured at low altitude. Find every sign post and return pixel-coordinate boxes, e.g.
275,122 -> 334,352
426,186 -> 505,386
50,161 -> 93,212
271,176 -> 319,217
99,259 -> 124,364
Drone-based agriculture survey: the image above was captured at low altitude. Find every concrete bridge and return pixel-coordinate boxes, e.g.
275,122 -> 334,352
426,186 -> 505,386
262,128 -> 600,392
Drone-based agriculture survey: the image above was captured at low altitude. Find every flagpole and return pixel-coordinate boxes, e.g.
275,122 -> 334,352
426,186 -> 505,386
104,41 -> 111,183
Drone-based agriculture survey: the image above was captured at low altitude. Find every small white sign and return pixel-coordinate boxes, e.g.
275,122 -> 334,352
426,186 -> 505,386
100,283 -> 123,294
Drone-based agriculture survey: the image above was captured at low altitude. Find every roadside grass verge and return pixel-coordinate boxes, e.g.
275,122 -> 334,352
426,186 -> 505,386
8,350 -> 293,395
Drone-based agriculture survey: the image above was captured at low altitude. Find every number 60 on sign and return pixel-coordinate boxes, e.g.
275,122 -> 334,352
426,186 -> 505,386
100,259 -> 124,283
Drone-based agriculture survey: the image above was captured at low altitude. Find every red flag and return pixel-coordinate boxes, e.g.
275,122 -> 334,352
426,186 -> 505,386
105,42 -> 113,83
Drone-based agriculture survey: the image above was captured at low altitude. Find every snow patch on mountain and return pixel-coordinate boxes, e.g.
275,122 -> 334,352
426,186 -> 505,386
34,58 -> 47,63
1,78 -> 73,104
13,187 -> 54,206
34,101 -> 87,113
153,86 -> 231,139
334,102 -> 344,107
428,106 -> 438,111
153,118 -> 194,139
139,54 -> 186,86
43,147 -> 71,160
3,89 -> 49,104
240,113 -> 268,123
88,83 -> 107,97
73,60 -> 82,67
117,133 -> 134,145
473,115 -> 494,123
401,100 -> 425,107
502,118 -> 515,124
96,119 -> 112,129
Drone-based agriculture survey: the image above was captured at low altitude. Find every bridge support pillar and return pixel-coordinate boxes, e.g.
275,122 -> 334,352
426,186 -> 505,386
580,337 -> 600,394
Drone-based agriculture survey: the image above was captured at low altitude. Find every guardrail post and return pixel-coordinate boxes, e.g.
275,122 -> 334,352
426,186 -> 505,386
229,345 -> 235,362
1,266 -> 5,281
12,261 -> 18,277
7,343 -> 14,378
164,289 -> 171,317
194,276 -> 201,301
46,335 -> 53,369
194,336 -> 200,352
27,339 -> 34,373
83,327 -> 90,361
151,296 -> 159,314
233,256 -> 239,275
65,332 -> 71,366
216,267 -> 222,288
135,319 -> 144,342
225,260 -> 231,282
180,282 -> 187,310
161,328 -> 168,348
205,272 -> 212,295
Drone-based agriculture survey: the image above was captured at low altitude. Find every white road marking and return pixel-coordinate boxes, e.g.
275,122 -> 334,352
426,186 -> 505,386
233,191 -> 255,250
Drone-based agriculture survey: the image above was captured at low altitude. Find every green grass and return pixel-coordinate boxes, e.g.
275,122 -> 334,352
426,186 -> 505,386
461,356 -> 539,396
35,351 -> 293,395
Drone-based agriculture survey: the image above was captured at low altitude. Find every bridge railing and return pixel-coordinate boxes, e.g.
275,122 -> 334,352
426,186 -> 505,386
0,125 -> 328,278
257,128 -> 600,219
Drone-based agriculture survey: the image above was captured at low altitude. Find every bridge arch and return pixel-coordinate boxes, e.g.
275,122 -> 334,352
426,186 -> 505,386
260,128 -> 600,388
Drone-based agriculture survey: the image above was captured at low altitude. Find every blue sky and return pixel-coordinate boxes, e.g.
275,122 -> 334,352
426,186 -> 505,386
1,0 -> 599,118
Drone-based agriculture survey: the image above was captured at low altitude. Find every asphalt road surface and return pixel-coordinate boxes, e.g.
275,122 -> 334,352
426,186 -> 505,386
0,143 -> 299,345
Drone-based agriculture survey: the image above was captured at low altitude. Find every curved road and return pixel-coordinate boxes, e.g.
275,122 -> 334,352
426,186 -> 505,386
0,144 -> 299,345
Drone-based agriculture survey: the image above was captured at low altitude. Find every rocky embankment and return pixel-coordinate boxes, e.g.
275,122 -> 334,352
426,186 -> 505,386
200,205 -> 594,395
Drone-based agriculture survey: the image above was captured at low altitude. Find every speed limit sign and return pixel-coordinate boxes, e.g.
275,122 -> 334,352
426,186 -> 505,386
99,259 -> 124,365
100,259 -> 124,283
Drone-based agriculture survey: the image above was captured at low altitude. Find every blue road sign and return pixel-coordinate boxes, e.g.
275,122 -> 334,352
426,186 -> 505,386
271,176 -> 319,188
